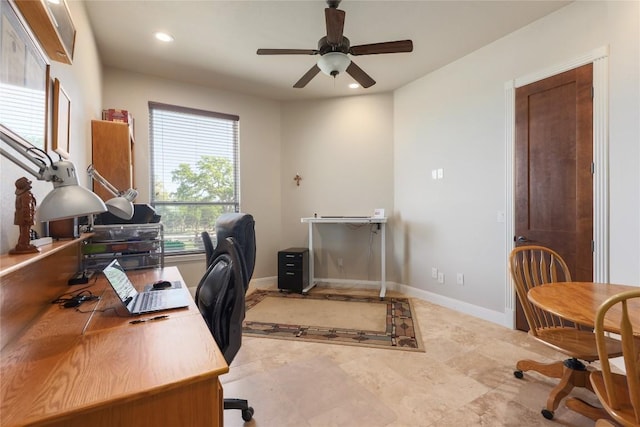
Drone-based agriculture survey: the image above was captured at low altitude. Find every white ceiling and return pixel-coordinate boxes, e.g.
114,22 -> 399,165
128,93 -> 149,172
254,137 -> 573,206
84,0 -> 571,101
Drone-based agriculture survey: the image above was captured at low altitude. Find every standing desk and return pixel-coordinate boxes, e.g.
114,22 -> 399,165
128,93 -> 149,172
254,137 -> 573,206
301,216 -> 388,298
1,239 -> 228,427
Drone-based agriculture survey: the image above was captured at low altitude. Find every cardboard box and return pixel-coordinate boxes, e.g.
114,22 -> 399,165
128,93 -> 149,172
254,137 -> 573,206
102,108 -> 131,124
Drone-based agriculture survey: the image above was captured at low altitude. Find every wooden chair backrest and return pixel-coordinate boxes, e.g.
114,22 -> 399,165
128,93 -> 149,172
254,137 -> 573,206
594,289 -> 640,425
509,245 -> 574,337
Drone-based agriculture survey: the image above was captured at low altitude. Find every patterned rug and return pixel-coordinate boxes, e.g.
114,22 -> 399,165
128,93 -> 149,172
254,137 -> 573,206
243,290 -> 424,352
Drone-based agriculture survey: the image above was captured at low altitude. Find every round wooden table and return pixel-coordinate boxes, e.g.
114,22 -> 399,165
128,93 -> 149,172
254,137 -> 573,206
528,282 -> 640,334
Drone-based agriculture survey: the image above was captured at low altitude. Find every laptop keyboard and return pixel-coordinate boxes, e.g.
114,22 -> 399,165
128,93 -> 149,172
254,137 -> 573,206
139,291 -> 164,310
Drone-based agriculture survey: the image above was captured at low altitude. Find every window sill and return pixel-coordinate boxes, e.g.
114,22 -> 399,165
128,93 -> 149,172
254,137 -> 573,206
165,252 -> 205,263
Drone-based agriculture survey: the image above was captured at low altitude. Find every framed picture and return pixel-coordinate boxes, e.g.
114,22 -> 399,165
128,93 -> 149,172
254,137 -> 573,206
0,0 -> 50,150
52,78 -> 70,159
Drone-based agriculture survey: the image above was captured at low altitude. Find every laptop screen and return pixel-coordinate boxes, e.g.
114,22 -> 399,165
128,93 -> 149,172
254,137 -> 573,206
103,259 -> 138,304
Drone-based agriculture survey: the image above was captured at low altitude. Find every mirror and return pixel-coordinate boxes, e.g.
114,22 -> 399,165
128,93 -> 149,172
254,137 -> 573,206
0,0 -> 49,150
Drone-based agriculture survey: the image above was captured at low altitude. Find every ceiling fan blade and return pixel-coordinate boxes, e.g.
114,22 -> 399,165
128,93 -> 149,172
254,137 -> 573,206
346,61 -> 376,88
294,65 -> 321,88
349,40 -> 413,56
257,49 -> 318,55
325,7 -> 345,45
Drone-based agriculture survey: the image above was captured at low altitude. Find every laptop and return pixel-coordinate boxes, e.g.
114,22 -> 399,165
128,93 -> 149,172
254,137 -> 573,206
102,259 -> 190,315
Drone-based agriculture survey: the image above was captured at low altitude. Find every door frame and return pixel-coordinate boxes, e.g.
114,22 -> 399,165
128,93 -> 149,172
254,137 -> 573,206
504,46 -> 610,329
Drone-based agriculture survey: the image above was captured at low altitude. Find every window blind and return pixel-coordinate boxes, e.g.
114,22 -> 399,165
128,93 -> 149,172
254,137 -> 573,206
148,101 -> 239,254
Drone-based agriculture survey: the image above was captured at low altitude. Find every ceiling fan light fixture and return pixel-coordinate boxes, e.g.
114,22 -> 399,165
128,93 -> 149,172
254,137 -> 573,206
317,52 -> 350,77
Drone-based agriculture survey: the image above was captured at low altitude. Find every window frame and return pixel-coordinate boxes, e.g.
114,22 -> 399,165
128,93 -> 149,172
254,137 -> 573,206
148,101 -> 240,256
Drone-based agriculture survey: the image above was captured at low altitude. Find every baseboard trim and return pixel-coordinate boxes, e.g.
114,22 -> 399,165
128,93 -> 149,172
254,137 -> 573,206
250,276 -> 277,289
395,283 -> 510,328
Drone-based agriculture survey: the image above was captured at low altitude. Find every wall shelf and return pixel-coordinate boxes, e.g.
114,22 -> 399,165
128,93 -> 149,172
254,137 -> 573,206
0,234 -> 91,279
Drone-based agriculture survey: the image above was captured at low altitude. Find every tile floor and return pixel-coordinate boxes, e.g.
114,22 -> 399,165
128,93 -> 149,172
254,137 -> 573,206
222,285 -> 603,427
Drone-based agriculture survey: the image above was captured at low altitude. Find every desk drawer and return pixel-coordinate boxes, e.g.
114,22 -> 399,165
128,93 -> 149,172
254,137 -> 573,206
278,251 -> 305,267
278,269 -> 309,293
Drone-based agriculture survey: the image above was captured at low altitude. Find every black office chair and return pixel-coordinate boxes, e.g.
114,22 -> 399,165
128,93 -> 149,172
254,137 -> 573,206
201,230 -> 215,268
202,213 -> 256,280
215,212 -> 256,284
195,214 -> 256,422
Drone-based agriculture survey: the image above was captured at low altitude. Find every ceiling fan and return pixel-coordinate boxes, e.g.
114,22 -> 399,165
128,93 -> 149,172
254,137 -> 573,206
256,0 -> 413,89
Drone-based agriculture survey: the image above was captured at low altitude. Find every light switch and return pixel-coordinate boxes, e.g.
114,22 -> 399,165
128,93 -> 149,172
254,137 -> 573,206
431,170 -> 437,180
437,168 -> 443,179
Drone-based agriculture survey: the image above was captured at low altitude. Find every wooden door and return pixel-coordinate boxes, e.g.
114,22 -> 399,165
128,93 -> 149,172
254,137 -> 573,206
514,63 -> 593,331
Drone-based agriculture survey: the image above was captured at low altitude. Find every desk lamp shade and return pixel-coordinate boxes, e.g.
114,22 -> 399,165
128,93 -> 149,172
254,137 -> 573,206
87,164 -> 137,220
105,196 -> 134,220
38,160 -> 107,222
104,188 -> 138,220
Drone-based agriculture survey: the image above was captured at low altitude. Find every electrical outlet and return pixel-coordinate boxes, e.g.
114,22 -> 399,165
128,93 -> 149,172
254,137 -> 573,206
437,272 -> 444,284
431,267 -> 438,279
456,273 -> 464,285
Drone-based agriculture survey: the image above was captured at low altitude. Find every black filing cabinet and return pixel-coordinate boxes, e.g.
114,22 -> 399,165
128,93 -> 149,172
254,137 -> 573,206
278,247 -> 309,293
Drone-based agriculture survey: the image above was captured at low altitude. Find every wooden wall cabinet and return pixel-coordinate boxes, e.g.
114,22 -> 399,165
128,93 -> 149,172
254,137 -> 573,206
91,120 -> 134,201
14,0 -> 76,64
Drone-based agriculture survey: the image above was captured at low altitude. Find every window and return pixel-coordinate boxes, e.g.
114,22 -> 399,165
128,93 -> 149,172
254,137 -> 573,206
149,102 -> 239,255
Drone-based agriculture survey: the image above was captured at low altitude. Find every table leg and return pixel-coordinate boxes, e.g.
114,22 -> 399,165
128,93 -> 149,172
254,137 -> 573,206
380,223 -> 386,299
302,221 -> 316,294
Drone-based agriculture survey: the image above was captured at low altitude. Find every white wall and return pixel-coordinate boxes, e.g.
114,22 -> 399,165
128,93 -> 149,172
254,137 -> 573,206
101,69 -> 282,286
0,2 -> 103,254
99,74 -> 394,287
280,94 -> 395,282
605,1 -> 640,284
394,0 -> 639,318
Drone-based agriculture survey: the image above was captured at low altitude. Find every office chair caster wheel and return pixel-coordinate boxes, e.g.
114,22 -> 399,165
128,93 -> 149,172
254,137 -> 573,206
513,370 -> 523,379
541,409 -> 554,420
242,407 -> 254,421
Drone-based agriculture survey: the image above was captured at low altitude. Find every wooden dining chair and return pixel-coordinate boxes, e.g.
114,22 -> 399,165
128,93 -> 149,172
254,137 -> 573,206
587,289 -> 640,427
509,245 -> 623,420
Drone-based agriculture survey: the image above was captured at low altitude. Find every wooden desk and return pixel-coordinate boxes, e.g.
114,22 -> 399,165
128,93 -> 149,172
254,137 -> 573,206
1,262 -> 228,427
528,282 -> 640,334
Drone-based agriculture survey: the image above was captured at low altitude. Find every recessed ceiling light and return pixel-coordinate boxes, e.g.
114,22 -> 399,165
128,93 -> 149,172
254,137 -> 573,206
349,83 -> 360,89
154,32 -> 174,43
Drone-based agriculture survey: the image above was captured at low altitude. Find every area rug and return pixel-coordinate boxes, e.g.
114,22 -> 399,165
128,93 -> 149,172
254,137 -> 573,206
243,290 -> 424,352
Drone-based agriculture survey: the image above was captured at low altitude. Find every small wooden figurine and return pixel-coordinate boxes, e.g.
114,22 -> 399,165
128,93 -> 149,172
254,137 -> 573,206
9,177 -> 39,254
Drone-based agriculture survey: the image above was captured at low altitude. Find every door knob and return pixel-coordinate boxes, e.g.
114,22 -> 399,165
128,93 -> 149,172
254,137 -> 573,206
516,236 -> 529,242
